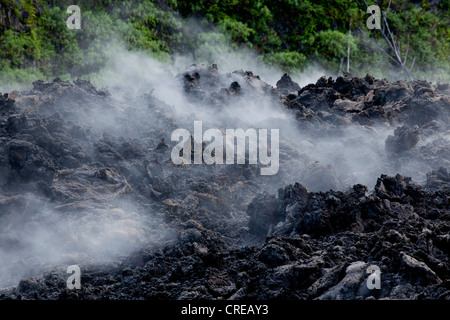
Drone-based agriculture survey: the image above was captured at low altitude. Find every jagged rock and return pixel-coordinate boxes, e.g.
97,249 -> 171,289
229,81 -> 241,94
426,167 -> 450,188
276,74 -> 300,95
385,125 -> 420,154
247,192 -> 279,238
0,68 -> 449,301
317,261 -> 368,300
400,253 -> 442,285
298,162 -> 341,192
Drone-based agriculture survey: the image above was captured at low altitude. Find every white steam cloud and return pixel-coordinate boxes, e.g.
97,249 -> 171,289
0,17 -> 442,289
0,194 -> 174,288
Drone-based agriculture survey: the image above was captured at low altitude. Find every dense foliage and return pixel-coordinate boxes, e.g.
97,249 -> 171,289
0,0 -> 448,85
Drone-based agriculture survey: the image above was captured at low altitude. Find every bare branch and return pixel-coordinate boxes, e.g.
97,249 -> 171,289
404,38 -> 410,65
383,12 -> 402,63
357,26 -> 400,65
379,21 -> 397,54
338,56 -> 344,78
361,1 -> 414,80
347,20 -> 351,73
409,56 -> 416,72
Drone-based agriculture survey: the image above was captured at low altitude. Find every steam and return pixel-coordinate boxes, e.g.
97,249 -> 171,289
0,194 -> 174,288
0,16 -> 445,290
88,41 -> 431,193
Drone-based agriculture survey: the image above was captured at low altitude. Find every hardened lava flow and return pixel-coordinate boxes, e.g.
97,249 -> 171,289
0,64 -> 448,300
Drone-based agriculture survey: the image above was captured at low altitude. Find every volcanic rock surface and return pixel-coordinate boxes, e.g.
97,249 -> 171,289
0,64 -> 448,300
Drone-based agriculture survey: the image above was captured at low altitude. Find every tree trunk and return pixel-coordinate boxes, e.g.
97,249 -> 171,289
346,21 -> 351,73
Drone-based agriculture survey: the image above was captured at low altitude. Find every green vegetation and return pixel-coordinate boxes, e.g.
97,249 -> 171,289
0,0 -> 449,86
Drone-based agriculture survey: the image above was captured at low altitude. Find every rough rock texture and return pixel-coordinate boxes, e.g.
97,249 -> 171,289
0,65 -> 448,300
276,74 -> 301,95
385,125 -> 420,154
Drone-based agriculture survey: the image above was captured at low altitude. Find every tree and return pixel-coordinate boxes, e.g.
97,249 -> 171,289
359,0 -> 416,80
